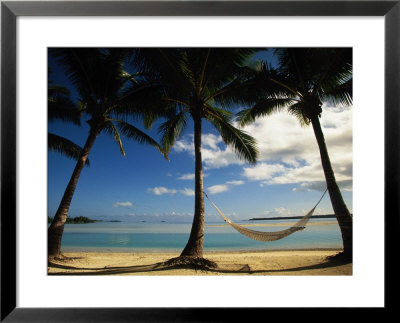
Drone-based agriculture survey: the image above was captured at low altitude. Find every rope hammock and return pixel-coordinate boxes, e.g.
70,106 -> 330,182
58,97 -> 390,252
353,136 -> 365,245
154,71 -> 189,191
204,188 -> 328,242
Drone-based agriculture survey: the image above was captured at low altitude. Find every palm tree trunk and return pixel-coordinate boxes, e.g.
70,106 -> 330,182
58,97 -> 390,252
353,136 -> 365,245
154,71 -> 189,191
48,127 -> 100,259
180,113 -> 205,257
310,114 -> 353,259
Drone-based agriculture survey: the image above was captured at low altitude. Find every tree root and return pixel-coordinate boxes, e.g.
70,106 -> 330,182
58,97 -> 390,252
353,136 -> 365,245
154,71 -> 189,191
48,254 -> 82,263
156,256 -> 218,272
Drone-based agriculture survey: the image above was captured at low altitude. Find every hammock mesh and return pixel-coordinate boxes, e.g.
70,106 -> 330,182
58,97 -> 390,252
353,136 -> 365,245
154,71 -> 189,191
205,189 -> 327,242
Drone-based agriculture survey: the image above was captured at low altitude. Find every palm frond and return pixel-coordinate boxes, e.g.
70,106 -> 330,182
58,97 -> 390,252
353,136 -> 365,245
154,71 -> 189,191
247,62 -> 300,102
237,98 -> 296,126
115,120 -> 168,160
134,48 -> 193,93
274,48 -> 317,93
314,49 -> 352,94
192,48 -> 258,94
319,77 -> 353,106
287,102 -> 310,127
205,105 -> 258,164
49,48 -> 132,106
103,121 -> 126,156
48,81 -> 82,125
158,108 -> 189,156
275,48 -> 352,104
198,48 -> 211,95
206,66 -> 257,108
112,81 -> 174,125
48,95 -> 81,125
48,133 -> 90,166
101,48 -> 133,100
48,85 -> 70,97
240,48 -> 353,129
49,48 -> 101,103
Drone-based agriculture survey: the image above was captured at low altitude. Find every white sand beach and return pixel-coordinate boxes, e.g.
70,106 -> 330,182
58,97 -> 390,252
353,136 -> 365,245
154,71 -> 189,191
48,249 -> 352,276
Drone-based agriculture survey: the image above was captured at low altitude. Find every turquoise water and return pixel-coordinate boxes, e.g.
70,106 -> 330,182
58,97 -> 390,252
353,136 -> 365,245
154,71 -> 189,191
60,219 -> 343,253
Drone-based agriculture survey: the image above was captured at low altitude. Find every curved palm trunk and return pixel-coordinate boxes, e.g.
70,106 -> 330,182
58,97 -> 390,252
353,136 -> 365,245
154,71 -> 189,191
48,128 -> 100,259
180,114 -> 205,257
310,115 -> 353,259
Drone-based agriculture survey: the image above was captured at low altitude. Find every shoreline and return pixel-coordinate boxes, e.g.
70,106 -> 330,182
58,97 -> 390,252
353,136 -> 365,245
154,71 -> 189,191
61,247 -> 343,253
48,248 -> 352,276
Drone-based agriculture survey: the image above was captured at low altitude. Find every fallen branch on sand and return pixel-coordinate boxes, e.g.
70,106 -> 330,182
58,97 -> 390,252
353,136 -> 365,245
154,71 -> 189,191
155,256 -> 218,271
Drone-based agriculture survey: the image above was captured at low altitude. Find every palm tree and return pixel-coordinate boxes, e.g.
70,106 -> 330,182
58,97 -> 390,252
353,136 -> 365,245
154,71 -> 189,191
134,48 -> 259,261
48,48 -> 166,259
237,48 -> 353,260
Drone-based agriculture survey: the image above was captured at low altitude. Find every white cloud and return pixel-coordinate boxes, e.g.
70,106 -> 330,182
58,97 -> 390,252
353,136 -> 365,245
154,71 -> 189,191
240,106 -> 353,191
112,201 -> 133,207
178,173 -> 195,180
147,187 -> 177,196
292,181 -> 327,192
266,163 -> 324,185
202,149 -> 243,169
207,184 -> 230,195
202,133 -> 223,150
242,163 -> 287,181
172,105 -> 352,192
147,186 -> 195,196
264,207 -> 292,217
292,180 -> 352,192
173,137 -> 193,153
180,188 -> 195,196
207,179 -> 245,195
173,134 -> 245,169
177,173 -> 209,180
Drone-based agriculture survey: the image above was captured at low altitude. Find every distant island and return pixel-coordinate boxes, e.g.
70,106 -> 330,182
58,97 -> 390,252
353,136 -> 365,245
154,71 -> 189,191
48,216 -> 103,224
248,214 -> 336,221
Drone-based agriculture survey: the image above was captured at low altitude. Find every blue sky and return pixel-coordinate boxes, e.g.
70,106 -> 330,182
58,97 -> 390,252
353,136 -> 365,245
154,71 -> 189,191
48,49 -> 353,223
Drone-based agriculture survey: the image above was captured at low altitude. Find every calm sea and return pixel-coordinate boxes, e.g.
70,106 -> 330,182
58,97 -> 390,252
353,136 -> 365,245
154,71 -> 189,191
60,218 -> 343,253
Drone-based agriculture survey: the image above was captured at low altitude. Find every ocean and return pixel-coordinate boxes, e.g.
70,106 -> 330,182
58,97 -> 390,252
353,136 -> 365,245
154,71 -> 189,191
60,218 -> 343,253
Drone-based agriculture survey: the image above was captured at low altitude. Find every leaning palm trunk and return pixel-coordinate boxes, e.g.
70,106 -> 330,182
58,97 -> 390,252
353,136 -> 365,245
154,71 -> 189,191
310,115 -> 353,259
180,113 -> 205,257
48,128 -> 99,258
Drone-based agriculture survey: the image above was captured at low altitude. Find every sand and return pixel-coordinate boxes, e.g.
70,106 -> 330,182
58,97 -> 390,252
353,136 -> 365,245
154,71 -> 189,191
48,249 -> 352,276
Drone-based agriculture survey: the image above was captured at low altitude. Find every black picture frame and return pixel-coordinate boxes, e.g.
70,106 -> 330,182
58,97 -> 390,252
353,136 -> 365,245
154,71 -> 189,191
1,0 -> 398,321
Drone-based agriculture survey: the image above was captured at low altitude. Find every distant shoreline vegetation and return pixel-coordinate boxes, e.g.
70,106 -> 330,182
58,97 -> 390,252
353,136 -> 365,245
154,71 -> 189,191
248,214 -> 336,221
48,216 -> 121,224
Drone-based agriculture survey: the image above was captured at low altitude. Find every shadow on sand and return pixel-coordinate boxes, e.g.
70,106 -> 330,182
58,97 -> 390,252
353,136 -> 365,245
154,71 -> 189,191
48,256 -> 351,276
